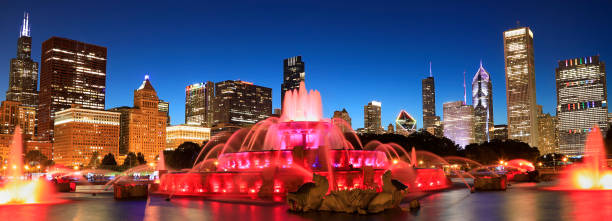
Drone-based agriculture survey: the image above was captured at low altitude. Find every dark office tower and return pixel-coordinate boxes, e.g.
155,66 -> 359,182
159,100 -> 170,124
422,65 -> 436,130
556,56 -> 608,156
38,37 -> 107,140
503,27 -> 538,146
6,13 -> 39,107
185,82 -> 214,126
472,61 -> 493,143
281,56 -> 305,106
212,80 -> 272,126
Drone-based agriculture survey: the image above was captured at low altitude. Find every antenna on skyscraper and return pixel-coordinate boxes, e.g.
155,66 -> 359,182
20,12 -> 30,37
463,70 -> 467,105
429,61 -> 432,77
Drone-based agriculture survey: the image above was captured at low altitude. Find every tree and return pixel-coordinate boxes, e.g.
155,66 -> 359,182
25,150 -> 50,166
101,153 -> 118,166
123,152 -> 138,168
358,131 -> 462,157
137,152 -> 147,165
86,151 -> 101,168
463,139 -> 540,164
164,142 -> 203,170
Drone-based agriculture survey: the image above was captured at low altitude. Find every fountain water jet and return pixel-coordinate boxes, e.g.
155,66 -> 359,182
552,126 -> 612,190
156,82 -> 450,199
0,127 -> 59,204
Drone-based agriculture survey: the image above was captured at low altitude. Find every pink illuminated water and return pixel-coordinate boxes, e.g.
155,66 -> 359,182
553,126 -> 612,190
159,82 -> 450,198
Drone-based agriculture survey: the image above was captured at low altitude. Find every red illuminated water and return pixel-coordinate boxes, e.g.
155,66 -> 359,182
0,127 -> 60,205
158,82 -> 450,198
551,126 -> 612,190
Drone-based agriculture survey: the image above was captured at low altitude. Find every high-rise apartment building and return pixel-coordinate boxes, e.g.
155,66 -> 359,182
185,82 -> 214,126
0,101 -> 36,136
472,61 -> 493,143
364,101 -> 382,134
503,27 -> 538,146
166,124 -> 211,149
212,80 -> 272,126
443,101 -> 474,148
6,13 -> 39,108
537,105 -> 558,155
38,37 -> 107,140
490,124 -> 508,141
281,56 -> 305,106
556,55 -> 608,156
53,105 -> 120,166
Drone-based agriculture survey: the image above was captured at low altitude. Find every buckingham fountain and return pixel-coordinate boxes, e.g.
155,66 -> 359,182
155,82 -> 449,212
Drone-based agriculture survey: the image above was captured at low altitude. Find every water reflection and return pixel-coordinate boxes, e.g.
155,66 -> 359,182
2,183 -> 612,221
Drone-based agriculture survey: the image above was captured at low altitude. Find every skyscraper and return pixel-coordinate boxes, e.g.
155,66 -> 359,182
422,65 -> 437,129
472,61 -> 493,143
443,101 -> 474,148
6,12 -> 39,108
395,110 -> 416,135
38,37 -> 107,139
159,100 -> 170,124
212,80 -> 272,126
126,76 -> 168,162
503,27 -> 538,146
281,56 -> 305,106
185,82 -> 214,126
364,101 -> 382,134
556,55 -> 608,156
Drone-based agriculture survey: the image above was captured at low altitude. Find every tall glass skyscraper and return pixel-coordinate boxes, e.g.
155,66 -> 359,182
503,27 -> 538,146
422,75 -> 437,129
556,55 -> 608,156
6,12 -> 39,108
185,82 -> 214,126
38,37 -> 107,139
281,56 -> 305,106
472,61 -> 493,143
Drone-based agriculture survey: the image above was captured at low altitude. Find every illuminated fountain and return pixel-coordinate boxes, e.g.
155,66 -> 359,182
553,126 -> 612,190
0,127 -> 59,204
157,82 -> 449,199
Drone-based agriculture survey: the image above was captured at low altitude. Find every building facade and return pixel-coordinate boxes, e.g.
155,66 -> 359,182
212,80 -> 272,126
396,110 -> 417,136
332,108 -> 352,132
538,105 -> 558,155
556,55 -> 608,156
281,56 -> 305,106
0,101 -> 36,136
364,101 -> 382,134
125,76 -> 168,163
503,27 -> 538,146
159,100 -> 170,124
443,101 -> 474,148
472,62 -> 493,143
38,37 -> 107,140
166,124 -> 211,149
6,13 -> 39,108
185,82 -> 214,126
489,124 -> 508,141
53,105 -> 120,166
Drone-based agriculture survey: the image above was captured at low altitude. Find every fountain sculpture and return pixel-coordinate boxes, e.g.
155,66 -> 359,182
156,82 -> 449,201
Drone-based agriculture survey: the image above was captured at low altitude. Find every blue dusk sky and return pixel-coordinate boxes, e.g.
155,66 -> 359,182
1,0 -> 611,128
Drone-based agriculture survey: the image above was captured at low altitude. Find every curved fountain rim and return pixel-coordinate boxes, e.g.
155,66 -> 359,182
217,149 -> 383,154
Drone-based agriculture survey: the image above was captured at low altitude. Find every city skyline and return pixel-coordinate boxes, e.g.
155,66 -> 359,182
1,1 -> 612,129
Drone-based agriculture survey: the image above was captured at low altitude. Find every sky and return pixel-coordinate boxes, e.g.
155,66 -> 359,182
1,0 -> 611,129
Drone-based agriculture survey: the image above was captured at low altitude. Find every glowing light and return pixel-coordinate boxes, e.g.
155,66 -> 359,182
600,174 -> 612,189
577,174 -> 594,189
392,159 -> 398,165
73,166 -> 79,170
499,160 -> 504,165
